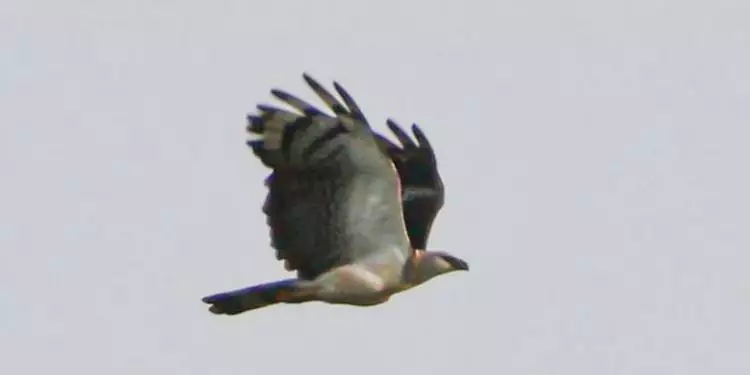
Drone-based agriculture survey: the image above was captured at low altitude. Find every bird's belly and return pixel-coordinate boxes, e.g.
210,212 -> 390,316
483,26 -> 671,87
321,283 -> 416,307
314,265 -> 399,306
324,293 -> 390,306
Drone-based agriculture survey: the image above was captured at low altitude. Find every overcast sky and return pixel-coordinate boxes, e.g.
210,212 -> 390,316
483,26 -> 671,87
3,1 -> 750,374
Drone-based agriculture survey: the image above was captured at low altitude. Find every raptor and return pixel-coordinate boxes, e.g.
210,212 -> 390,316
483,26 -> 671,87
202,74 -> 468,315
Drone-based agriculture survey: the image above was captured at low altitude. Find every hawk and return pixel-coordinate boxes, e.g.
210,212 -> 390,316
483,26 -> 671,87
202,74 -> 468,315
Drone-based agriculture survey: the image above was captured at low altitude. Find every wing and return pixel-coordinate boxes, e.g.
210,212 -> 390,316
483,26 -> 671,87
373,120 -> 445,250
247,74 -> 411,280
254,79 -> 445,251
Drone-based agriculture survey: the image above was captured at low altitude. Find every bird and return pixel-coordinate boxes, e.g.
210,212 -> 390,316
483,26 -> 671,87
201,73 -> 468,315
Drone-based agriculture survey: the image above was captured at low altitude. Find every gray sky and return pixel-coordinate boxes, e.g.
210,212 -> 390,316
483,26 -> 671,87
3,0 -> 749,374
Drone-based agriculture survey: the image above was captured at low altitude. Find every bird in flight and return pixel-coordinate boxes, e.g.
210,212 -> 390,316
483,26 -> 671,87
201,74 -> 468,315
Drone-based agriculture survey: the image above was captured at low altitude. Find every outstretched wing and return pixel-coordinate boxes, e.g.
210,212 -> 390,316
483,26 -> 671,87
248,74 -> 411,280
373,120 -> 445,250
255,79 -> 446,251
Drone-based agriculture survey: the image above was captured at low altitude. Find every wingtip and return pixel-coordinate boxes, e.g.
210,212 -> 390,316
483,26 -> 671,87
302,72 -> 320,87
411,123 -> 428,142
256,104 -> 276,113
332,81 -> 353,101
270,88 -> 289,100
332,80 -> 344,92
247,114 -> 264,133
386,118 -> 399,129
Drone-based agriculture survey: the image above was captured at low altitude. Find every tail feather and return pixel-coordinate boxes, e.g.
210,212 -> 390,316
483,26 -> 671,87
201,278 -> 302,315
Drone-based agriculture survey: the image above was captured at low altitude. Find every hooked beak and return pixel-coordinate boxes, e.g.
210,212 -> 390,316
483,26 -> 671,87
444,255 -> 469,271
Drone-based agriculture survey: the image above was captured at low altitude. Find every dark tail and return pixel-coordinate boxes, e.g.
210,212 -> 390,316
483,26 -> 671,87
201,278 -> 303,315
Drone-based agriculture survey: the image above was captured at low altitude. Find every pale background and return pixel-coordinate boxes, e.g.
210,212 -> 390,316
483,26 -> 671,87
2,1 -> 749,374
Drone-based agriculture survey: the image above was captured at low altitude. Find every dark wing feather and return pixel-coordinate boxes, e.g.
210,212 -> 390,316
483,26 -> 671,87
247,74 -> 409,280
298,74 -> 446,250
374,119 -> 445,250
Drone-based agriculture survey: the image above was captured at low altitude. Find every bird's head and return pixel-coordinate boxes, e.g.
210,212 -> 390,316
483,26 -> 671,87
404,250 -> 469,285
